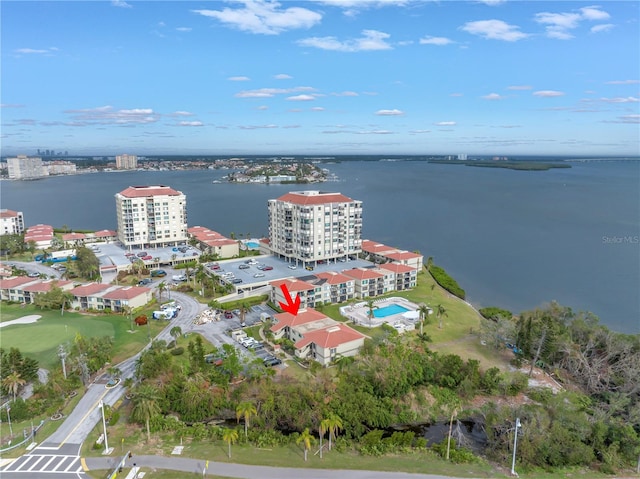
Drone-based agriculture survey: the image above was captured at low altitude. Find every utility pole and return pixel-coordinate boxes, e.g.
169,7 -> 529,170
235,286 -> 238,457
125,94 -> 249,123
511,417 -> 521,477
99,400 -> 111,455
6,406 -> 13,437
58,345 -> 67,379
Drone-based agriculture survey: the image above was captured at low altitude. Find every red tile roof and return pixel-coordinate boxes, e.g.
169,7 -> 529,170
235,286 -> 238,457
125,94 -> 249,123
62,233 -> 87,241
361,240 -> 395,254
70,283 -> 112,296
270,278 -> 315,293
0,209 -> 20,218
315,271 -> 354,285
295,323 -> 365,350
342,268 -> 384,280
385,251 -> 422,261
102,286 -> 150,300
275,191 -> 355,206
0,276 -> 40,289
94,229 -> 117,237
380,263 -> 416,274
271,308 -> 327,332
118,186 -> 182,198
22,280 -> 73,292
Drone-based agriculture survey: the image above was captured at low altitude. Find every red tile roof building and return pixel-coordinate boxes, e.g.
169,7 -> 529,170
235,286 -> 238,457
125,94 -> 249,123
268,190 -> 363,267
271,307 -> 365,366
361,239 -> 424,270
188,226 -> 239,258
115,185 -> 187,249
24,224 -> 54,248
1,209 -> 25,236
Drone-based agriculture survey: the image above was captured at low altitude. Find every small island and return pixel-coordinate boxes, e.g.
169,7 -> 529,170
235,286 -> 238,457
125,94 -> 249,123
428,159 -> 572,171
224,159 -> 331,184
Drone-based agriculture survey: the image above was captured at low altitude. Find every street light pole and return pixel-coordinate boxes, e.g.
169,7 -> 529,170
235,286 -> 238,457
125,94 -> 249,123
99,400 -> 110,455
6,406 -> 13,437
511,417 -> 521,476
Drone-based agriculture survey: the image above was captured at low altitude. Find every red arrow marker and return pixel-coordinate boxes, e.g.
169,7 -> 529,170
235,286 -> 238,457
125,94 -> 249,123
279,284 -> 300,316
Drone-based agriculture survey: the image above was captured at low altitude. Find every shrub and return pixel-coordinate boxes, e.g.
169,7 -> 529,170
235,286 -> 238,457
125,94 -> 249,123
479,306 -> 512,320
109,411 -> 120,425
171,347 -> 185,356
429,265 -> 465,299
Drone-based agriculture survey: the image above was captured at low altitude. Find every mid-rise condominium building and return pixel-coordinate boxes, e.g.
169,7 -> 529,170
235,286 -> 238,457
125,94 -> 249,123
115,185 -> 187,249
7,155 -> 47,179
0,209 -> 25,236
268,190 -> 362,266
115,154 -> 138,170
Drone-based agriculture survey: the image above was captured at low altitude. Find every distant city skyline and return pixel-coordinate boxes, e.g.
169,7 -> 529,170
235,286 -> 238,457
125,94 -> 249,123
2,0 -> 639,156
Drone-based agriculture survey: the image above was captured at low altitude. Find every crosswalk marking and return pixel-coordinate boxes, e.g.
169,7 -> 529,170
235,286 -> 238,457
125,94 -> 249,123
0,454 -> 81,474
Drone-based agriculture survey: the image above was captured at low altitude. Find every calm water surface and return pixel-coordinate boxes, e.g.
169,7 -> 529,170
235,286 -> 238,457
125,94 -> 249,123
2,160 -> 639,334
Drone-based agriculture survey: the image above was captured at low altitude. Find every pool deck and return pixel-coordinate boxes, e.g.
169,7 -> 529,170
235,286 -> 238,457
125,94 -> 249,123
340,297 -> 420,332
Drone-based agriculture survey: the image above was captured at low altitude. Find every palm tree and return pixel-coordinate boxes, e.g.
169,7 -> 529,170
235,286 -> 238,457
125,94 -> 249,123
131,385 -> 161,443
170,326 -> 182,344
319,417 -> 329,458
2,372 -> 26,401
366,299 -> 378,328
107,366 -> 121,380
236,401 -> 257,439
296,428 -> 314,461
324,413 -> 343,451
157,281 -> 167,302
222,428 -> 239,458
418,304 -> 431,335
239,302 -> 249,326
436,304 -> 448,329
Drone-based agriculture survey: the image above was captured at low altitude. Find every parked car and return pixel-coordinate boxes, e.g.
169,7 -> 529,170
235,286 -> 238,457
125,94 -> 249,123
138,278 -> 153,286
253,272 -> 265,278
264,357 -> 282,367
27,271 -> 40,277
305,265 -> 314,271
150,269 -> 166,277
172,274 -> 187,282
262,266 -> 273,271
137,251 -> 147,257
288,264 -> 297,270
238,264 -> 250,269
231,278 -> 243,284
142,255 -> 153,260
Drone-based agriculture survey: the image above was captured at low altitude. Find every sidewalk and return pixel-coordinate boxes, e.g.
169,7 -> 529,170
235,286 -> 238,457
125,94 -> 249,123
84,454 -> 465,479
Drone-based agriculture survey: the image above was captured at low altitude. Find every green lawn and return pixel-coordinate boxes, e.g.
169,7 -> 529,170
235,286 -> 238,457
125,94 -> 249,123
0,304 -> 167,369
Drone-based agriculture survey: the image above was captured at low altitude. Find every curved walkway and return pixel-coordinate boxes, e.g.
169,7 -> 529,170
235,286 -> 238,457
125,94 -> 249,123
84,455 -> 471,479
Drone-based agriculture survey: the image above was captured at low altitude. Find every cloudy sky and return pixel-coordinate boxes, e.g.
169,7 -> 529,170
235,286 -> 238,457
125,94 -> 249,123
2,0 -> 639,156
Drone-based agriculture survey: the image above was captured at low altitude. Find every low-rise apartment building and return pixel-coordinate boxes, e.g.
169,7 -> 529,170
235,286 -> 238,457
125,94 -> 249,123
0,209 -> 25,236
188,226 -> 239,258
361,239 -> 424,271
270,308 -> 365,366
24,224 -> 55,249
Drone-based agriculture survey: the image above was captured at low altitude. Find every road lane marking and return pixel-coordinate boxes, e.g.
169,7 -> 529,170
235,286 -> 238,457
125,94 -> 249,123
80,457 -> 88,471
58,388 -> 110,447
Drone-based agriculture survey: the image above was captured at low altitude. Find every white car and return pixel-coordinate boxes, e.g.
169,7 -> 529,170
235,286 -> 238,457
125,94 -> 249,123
288,264 -> 297,270
172,274 -> 187,282
253,272 -> 265,278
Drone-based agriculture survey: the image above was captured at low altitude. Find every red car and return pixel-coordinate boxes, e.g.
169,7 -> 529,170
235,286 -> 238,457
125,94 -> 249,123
262,266 -> 273,271
142,255 -> 153,260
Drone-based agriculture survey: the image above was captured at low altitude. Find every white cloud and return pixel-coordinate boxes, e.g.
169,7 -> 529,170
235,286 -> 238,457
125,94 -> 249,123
435,121 -> 456,126
606,114 -> 640,124
111,0 -> 132,8
476,0 -> 506,5
599,97 -> 639,103
311,107 -> 325,111
176,27 -> 192,32
507,85 -> 532,90
482,93 -> 506,100
171,111 -> 195,117
460,20 -> 529,41
286,94 -> 315,101
178,121 -> 204,127
535,6 -> 611,39
63,105 -> 160,125
314,0 -> 410,17
375,109 -> 404,116
192,1 -> 322,35
256,105 -> 269,110
0,104 -> 26,108
533,90 -> 565,97
14,47 -> 58,54
235,86 -> 315,98
297,29 -> 392,52
419,36 -> 454,46
238,124 -> 278,129
274,73 -> 292,79
332,91 -> 359,97
605,79 -> 639,85
591,24 -> 613,33
410,129 -> 431,133
228,76 -> 251,81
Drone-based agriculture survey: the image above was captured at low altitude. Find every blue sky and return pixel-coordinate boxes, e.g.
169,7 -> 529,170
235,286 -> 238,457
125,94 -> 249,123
2,0 -> 639,156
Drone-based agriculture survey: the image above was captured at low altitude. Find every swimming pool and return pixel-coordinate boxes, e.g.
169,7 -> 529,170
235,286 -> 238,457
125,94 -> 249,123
246,242 -> 259,249
373,304 -> 409,318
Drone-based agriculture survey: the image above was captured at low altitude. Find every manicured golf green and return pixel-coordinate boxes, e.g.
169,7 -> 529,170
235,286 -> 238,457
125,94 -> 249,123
0,304 -> 165,369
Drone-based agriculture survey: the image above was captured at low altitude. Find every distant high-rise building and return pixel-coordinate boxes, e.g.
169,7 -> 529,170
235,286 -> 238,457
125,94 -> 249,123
0,209 -> 25,236
7,155 -> 47,179
116,154 -> 138,170
115,185 -> 188,249
268,190 -> 363,265
457,153 -> 468,160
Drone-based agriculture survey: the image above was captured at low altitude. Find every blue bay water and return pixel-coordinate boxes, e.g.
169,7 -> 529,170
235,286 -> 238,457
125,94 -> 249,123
1,160 -> 638,334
